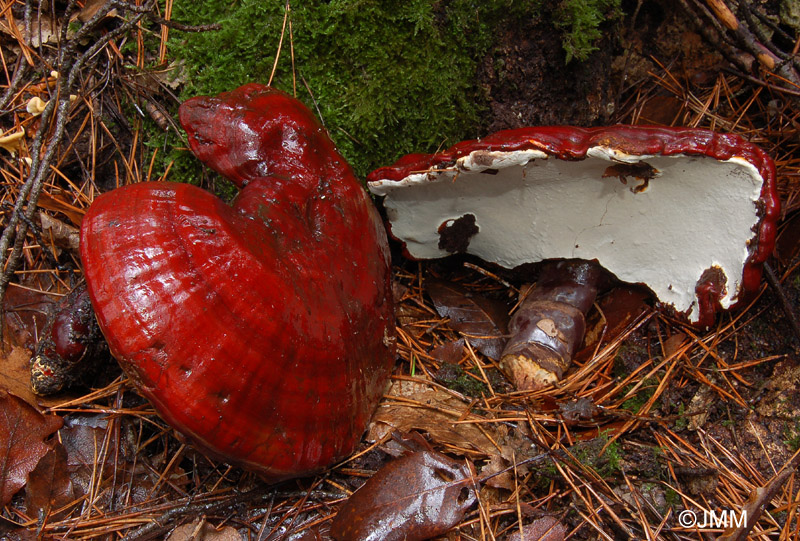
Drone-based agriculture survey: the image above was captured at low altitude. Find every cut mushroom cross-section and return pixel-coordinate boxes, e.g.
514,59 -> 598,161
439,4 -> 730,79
368,125 -> 779,327
368,125 -> 779,390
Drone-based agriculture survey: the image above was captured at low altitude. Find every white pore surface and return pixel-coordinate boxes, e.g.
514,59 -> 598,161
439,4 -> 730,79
369,148 -> 764,321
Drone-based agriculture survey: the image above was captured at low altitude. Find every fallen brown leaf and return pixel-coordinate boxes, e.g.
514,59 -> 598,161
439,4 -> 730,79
481,453 -> 515,490
0,346 -> 43,407
2,284 -> 55,350
330,450 -> 476,541
579,285 -> 650,361
426,280 -> 509,359
0,391 -> 62,506
368,378 -> 500,456
25,443 -> 75,519
59,419 -> 122,471
166,519 -> 244,541
75,0 -> 113,23
39,212 -> 80,254
507,516 -> 566,541
429,338 -> 465,365
662,332 -> 687,358
58,418 -> 164,508
0,12 -> 59,47
37,192 -> 86,227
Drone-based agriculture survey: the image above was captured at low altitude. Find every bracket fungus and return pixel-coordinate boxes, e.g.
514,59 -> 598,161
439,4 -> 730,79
367,126 -> 779,389
80,84 -> 395,481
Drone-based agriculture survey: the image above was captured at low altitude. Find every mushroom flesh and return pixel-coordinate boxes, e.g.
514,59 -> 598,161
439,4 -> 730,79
368,126 -> 779,388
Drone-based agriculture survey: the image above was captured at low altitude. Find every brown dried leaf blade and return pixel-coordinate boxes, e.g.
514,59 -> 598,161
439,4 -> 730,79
508,516 -> 566,541
426,280 -> 509,359
166,519 -> 244,541
57,419 -> 158,505
368,378 -> 499,455
0,391 -> 62,506
2,285 -> 54,350
25,443 -> 75,519
330,450 -> 476,541
0,346 -> 43,407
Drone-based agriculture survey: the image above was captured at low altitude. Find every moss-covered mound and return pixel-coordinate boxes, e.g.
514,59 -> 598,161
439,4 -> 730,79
170,0 -> 620,180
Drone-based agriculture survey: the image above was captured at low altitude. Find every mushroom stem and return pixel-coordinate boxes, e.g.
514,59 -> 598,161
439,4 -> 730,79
499,260 -> 602,390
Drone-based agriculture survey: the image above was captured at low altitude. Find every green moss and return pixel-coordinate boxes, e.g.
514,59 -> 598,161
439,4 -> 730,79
603,435 -> 622,474
780,0 -> 800,33
529,433 -> 622,489
783,420 -> 800,451
167,0 -> 622,181
578,431 -> 622,478
556,0 -> 622,63
435,363 -> 488,397
664,486 -> 680,507
170,1 -> 500,178
620,376 -> 658,413
529,459 -> 561,490
674,403 -> 688,430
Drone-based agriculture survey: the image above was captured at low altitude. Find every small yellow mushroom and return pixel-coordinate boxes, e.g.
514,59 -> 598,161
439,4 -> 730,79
0,128 -> 25,156
26,96 -> 47,116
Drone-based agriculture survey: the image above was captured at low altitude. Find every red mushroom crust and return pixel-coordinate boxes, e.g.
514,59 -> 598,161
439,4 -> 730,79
81,85 -> 395,481
368,126 -> 779,327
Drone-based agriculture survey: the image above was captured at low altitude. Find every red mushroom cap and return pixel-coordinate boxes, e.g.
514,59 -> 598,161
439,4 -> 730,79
81,85 -> 395,480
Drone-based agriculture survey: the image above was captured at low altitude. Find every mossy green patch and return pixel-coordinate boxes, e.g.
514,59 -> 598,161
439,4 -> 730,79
783,419 -> 800,451
556,0 -> 622,62
434,362 -> 488,397
572,431 -> 622,478
620,376 -> 658,413
674,402 -> 689,430
530,431 -> 623,488
167,0 -> 621,181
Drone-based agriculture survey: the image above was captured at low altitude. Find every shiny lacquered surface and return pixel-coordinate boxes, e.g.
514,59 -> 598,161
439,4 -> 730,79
81,85 -> 395,480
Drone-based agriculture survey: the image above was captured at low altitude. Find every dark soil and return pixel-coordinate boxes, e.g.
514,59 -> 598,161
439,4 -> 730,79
476,17 -> 617,132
